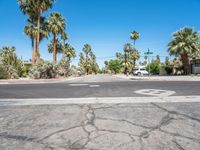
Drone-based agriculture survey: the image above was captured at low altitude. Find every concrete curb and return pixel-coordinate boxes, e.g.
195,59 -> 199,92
0,96 -> 200,106
0,76 -> 85,85
113,74 -> 200,81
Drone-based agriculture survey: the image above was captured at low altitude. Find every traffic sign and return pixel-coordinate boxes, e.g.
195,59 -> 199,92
144,52 -> 153,55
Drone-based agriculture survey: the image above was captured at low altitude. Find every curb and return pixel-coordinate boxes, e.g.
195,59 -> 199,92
0,76 -> 84,85
0,96 -> 200,106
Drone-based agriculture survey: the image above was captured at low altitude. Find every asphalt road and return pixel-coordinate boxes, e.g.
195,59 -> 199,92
1,75 -> 200,150
1,102 -> 200,150
0,75 -> 199,98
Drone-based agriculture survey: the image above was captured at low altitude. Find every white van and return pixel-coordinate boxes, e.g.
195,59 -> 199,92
133,66 -> 149,76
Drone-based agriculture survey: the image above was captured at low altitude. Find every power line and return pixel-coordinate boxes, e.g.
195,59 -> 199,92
71,55 -> 171,61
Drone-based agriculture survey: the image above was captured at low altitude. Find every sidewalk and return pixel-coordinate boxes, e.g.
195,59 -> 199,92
0,76 -> 82,85
114,74 -> 200,81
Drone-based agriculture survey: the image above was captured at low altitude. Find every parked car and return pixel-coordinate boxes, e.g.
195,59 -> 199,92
133,67 -> 149,76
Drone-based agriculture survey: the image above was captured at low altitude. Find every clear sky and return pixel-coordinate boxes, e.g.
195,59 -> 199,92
0,0 -> 200,67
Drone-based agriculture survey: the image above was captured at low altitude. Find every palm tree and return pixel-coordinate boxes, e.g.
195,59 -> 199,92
79,52 -> 86,74
168,27 -> 200,74
59,44 -> 75,77
24,19 -> 38,64
130,31 -> 140,49
130,49 -> 140,73
62,43 -> 76,61
24,16 -> 48,64
48,12 -> 66,64
89,51 -> 98,74
61,32 -> 68,45
18,0 -> 55,63
83,44 -> 92,75
48,38 -> 63,55
123,43 -> 132,75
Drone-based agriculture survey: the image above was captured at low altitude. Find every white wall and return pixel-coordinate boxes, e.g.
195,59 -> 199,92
194,67 -> 200,74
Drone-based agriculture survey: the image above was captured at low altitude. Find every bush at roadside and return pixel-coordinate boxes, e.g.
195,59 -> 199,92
0,66 -> 9,79
0,46 -> 22,79
147,60 -> 161,75
165,66 -> 173,75
29,61 -> 58,79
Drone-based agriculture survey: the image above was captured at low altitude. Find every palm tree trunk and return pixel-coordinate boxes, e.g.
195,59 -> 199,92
31,38 -> 35,65
53,34 -> 57,64
124,52 -> 127,75
181,53 -> 190,75
132,60 -> 136,74
35,11 -> 41,63
86,53 -> 88,75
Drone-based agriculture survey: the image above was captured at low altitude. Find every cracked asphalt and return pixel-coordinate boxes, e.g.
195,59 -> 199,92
1,103 -> 200,150
0,75 -> 200,150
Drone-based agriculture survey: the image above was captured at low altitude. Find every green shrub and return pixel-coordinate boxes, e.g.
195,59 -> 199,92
29,61 -> 58,79
0,66 -> 9,79
147,60 -> 161,75
0,46 -> 22,79
108,59 -> 122,74
165,66 -> 173,75
20,65 -> 31,78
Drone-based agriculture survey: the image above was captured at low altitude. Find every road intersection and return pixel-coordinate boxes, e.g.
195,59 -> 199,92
0,75 -> 200,150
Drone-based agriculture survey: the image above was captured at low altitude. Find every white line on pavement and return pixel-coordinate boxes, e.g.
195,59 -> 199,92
69,84 -> 89,86
89,85 -> 100,88
0,96 -> 200,106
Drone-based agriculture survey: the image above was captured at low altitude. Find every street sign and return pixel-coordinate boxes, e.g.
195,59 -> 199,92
144,52 -> 153,55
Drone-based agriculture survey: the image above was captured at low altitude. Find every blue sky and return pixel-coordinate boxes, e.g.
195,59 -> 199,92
0,0 -> 200,67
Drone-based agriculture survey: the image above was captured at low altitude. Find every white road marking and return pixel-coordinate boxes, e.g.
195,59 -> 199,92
89,85 -> 100,88
134,89 -> 176,97
69,84 -> 89,86
0,96 -> 200,106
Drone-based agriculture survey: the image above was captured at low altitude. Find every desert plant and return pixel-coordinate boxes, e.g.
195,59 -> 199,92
79,44 -> 98,75
147,60 -> 161,75
130,31 -> 140,48
18,0 -> 55,63
0,47 -> 22,79
165,66 -> 173,75
108,59 -> 122,74
0,65 -> 9,79
168,27 -> 200,74
29,61 -> 57,79
48,12 -> 66,64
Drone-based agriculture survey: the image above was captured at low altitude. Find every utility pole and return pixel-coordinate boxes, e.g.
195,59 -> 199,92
148,49 -> 150,78
144,49 -> 153,78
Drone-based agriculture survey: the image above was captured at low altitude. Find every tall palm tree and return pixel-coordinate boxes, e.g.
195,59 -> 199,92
48,12 -> 66,64
89,51 -> 98,74
61,32 -> 68,45
24,16 -> 48,64
18,0 -> 55,63
168,27 -> 200,74
123,43 -> 132,75
130,31 -> 140,49
48,38 -> 63,55
130,49 -> 140,73
24,19 -> 38,64
62,43 -> 76,61
83,44 -> 92,75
